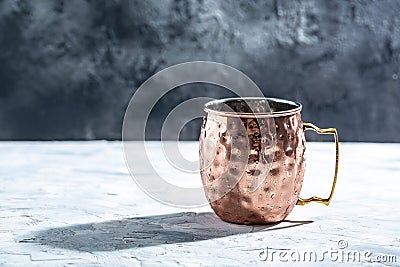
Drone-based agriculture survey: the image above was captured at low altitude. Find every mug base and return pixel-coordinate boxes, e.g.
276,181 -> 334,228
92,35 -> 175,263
212,208 -> 289,225
218,217 -> 284,225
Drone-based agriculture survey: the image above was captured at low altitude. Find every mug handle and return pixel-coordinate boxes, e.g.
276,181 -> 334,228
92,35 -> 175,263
296,122 -> 339,206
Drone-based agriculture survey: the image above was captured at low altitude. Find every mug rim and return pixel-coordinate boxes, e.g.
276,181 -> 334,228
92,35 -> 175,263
204,97 -> 302,118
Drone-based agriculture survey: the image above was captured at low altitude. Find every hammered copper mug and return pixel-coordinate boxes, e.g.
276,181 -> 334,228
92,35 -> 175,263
199,97 -> 338,224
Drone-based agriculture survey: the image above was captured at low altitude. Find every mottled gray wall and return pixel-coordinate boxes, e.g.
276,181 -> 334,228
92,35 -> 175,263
0,0 -> 399,141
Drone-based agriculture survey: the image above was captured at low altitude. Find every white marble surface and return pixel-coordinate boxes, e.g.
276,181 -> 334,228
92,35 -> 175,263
0,141 -> 399,266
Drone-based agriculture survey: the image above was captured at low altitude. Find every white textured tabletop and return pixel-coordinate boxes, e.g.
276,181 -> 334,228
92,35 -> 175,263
0,141 -> 399,266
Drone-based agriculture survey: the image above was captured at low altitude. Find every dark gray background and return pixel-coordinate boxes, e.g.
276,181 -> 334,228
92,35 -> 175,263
0,0 -> 399,141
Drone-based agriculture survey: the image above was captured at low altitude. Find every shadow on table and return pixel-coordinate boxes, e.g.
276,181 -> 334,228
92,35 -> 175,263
19,212 -> 312,252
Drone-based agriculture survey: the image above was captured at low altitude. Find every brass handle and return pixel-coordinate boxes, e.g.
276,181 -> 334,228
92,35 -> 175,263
296,122 -> 339,206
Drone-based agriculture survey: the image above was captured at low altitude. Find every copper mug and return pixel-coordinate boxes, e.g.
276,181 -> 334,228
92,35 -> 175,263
199,97 -> 339,224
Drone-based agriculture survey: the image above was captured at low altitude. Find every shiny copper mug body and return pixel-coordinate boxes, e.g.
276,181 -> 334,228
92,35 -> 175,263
199,98 -> 339,224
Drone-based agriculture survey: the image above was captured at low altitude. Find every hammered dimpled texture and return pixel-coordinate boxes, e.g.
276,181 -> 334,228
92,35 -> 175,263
199,112 -> 306,224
